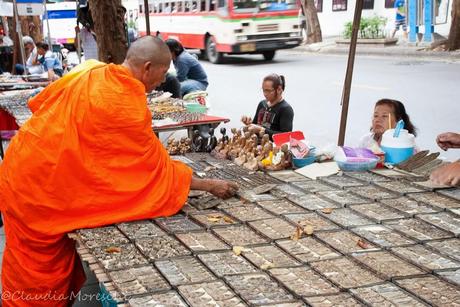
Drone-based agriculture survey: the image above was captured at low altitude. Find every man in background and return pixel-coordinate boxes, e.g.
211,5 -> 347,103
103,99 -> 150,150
15,36 -> 44,75
391,0 -> 408,40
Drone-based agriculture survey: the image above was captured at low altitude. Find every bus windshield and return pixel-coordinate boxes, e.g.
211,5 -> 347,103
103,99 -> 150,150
232,0 -> 297,13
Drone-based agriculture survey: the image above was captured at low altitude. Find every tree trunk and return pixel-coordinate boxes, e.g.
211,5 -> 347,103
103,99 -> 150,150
302,0 -> 322,43
447,0 -> 460,50
89,0 -> 128,63
19,16 -> 42,43
12,14 -> 21,74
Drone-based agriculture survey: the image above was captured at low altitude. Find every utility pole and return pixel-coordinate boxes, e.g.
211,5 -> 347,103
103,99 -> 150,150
338,0 -> 364,146
144,0 -> 150,35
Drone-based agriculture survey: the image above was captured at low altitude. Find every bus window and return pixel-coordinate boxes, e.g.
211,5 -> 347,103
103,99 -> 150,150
184,0 -> 193,12
173,1 -> 183,12
139,4 -> 143,14
210,0 -> 216,11
259,0 -> 296,11
164,3 -> 172,13
191,0 -> 198,12
233,0 -> 257,11
216,0 -> 228,15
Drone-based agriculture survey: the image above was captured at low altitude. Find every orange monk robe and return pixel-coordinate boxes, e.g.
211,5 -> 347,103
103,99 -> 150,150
0,60 -> 193,306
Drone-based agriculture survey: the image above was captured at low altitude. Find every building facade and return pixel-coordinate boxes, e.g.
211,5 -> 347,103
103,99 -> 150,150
313,0 -> 452,37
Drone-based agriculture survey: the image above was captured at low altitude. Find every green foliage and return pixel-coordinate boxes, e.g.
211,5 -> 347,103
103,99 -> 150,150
343,15 -> 387,39
343,21 -> 353,39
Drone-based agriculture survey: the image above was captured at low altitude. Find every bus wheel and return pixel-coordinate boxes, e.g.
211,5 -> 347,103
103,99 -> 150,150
199,49 -> 208,60
206,36 -> 224,64
262,50 -> 276,61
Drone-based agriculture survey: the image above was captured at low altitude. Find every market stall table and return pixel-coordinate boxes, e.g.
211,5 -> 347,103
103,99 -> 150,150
71,153 -> 460,306
153,115 -> 230,138
0,88 -> 229,156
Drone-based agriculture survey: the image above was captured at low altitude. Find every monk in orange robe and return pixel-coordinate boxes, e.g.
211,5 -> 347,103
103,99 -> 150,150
0,37 -> 237,306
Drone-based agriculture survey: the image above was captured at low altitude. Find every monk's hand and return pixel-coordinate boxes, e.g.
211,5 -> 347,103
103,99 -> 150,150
430,162 -> 460,187
436,132 -> 460,151
208,179 -> 239,199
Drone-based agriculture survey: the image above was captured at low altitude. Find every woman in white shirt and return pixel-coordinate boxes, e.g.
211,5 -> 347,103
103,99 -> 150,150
359,99 -> 417,150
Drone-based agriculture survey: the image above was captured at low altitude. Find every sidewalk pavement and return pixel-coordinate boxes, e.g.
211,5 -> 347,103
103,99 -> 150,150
292,35 -> 460,62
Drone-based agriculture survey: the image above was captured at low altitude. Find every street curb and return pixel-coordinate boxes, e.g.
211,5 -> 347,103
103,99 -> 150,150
292,44 -> 460,61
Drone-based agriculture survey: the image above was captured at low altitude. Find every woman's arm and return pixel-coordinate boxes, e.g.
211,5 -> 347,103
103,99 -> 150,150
47,69 -> 56,81
44,57 -> 58,81
31,49 -> 40,66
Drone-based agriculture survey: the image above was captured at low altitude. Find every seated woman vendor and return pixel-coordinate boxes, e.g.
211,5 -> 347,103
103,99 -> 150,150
360,98 -> 417,150
241,74 -> 294,140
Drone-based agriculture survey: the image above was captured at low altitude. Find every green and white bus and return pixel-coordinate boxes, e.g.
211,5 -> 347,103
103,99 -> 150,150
137,0 -> 302,63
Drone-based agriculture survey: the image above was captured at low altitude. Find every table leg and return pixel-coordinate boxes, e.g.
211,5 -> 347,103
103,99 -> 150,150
0,136 -> 4,159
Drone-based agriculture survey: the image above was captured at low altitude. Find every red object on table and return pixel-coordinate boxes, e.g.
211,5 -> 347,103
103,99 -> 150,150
0,109 -> 19,130
272,131 -> 305,147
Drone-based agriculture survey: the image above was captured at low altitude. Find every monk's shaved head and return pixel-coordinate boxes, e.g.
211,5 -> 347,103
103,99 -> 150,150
125,36 -> 171,67
123,36 -> 172,92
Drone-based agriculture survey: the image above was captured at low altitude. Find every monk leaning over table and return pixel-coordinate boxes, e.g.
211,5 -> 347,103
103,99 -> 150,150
0,36 -> 238,306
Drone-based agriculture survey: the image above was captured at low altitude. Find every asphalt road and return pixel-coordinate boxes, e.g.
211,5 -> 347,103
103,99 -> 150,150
201,50 -> 460,161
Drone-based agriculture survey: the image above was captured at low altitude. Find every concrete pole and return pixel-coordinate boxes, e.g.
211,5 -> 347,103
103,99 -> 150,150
424,0 -> 433,42
409,0 -> 418,42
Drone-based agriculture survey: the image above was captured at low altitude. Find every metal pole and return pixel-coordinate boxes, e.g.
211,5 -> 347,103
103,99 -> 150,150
12,0 -> 27,75
144,0 -> 151,35
76,0 -> 81,63
43,0 -> 52,47
337,0 -> 364,146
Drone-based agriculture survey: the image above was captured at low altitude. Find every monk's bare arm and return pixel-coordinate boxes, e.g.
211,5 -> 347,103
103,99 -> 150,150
190,177 -> 238,199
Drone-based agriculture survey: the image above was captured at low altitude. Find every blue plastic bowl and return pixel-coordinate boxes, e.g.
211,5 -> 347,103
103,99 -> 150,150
336,158 -> 378,172
292,155 -> 316,168
380,146 -> 414,165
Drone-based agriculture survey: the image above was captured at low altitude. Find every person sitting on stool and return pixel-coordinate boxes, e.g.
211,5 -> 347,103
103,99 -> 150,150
165,38 -> 208,96
156,72 -> 181,98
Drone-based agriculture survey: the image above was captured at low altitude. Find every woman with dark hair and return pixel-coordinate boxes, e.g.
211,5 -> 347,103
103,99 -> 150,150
241,73 -> 294,140
164,38 -> 208,96
360,98 -> 417,148
36,41 -> 64,81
